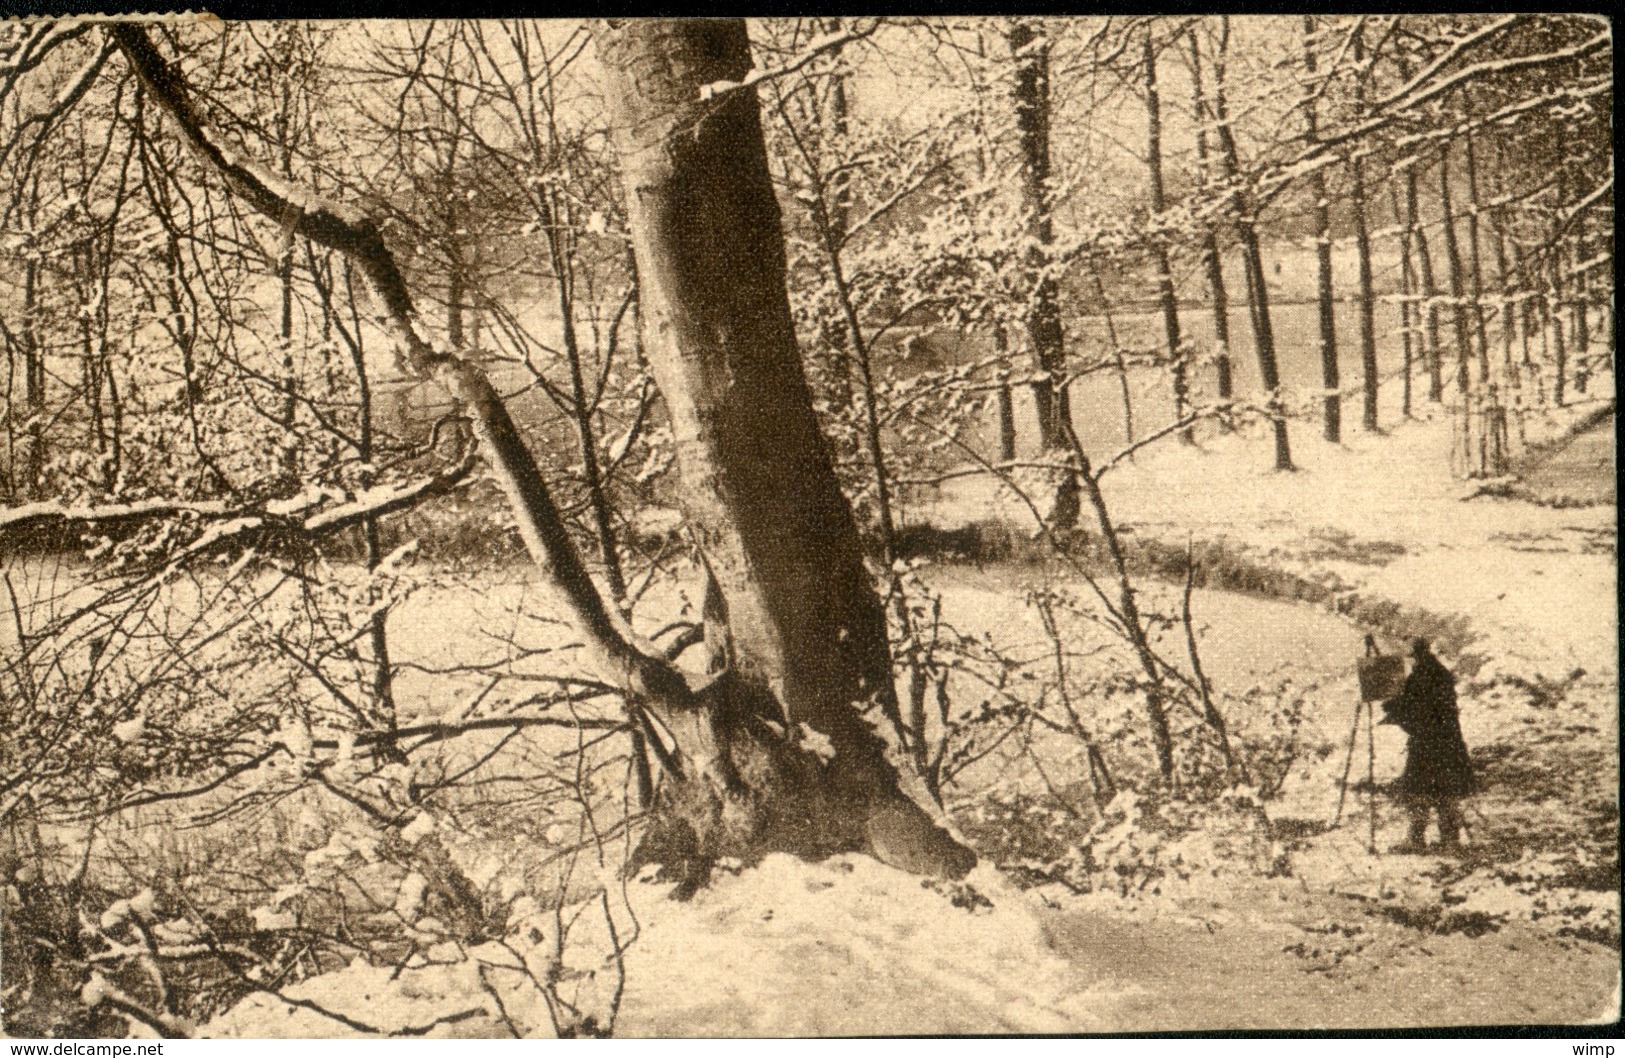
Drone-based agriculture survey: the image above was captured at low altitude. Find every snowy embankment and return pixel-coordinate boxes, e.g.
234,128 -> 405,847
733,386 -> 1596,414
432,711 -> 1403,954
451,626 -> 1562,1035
1092,399 -> 1616,679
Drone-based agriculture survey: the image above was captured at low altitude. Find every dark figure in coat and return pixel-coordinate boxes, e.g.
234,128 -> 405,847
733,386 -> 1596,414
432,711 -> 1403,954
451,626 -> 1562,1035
1380,637 -> 1474,851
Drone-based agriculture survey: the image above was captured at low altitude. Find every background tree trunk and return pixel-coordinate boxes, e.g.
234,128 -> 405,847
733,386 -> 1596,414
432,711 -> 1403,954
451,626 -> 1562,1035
1350,27 -> 1379,433
1303,18 -> 1341,443
1388,178 -> 1416,418
1143,33 -> 1190,443
1008,19 -> 1069,454
1213,20 -> 1291,470
1435,144 -> 1477,472
1405,163 -> 1444,402
1188,29 -> 1234,405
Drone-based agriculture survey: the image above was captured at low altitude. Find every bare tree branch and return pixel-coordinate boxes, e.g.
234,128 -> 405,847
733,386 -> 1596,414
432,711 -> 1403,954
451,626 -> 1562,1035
107,23 -> 695,714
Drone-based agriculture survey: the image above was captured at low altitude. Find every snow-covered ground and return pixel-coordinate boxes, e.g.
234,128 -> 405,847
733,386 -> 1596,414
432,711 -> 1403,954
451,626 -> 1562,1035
194,392 -> 1616,1036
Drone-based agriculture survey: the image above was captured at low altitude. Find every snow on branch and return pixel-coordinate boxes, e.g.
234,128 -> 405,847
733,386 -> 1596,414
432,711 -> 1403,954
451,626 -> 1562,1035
0,35 -> 115,177
1372,15 -> 1524,111
0,495 -> 231,533
1384,30 -> 1611,119
1563,174 -> 1614,226
1259,29 -> 1611,206
0,455 -> 475,546
698,19 -> 881,101
0,20 -> 95,94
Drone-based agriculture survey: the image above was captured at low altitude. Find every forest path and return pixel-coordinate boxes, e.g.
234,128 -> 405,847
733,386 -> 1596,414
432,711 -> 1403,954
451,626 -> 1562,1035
1038,878 -> 1617,1030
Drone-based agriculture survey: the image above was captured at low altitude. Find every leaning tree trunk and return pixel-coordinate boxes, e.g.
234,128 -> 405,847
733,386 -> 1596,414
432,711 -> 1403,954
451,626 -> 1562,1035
113,19 -> 973,891
599,18 -> 974,881
1213,19 -> 1291,470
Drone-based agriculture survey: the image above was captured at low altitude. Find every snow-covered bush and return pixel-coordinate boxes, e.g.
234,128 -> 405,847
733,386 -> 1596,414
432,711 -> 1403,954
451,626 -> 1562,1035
1046,786 -> 1286,897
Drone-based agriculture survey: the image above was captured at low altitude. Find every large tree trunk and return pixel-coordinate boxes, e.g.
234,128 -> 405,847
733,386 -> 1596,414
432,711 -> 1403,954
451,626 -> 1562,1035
113,19 -> 973,891
598,18 -> 973,882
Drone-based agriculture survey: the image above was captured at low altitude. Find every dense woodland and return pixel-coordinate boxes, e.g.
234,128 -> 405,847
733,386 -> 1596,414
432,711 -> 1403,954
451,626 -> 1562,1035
0,16 -> 1614,1037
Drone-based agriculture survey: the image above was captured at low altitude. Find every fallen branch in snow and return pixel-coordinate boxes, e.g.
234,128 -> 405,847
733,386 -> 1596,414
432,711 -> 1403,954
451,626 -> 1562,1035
82,973 -> 194,1039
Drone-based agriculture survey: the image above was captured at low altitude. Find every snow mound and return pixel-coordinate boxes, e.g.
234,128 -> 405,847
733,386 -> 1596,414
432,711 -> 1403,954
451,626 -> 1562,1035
617,853 -> 1120,1036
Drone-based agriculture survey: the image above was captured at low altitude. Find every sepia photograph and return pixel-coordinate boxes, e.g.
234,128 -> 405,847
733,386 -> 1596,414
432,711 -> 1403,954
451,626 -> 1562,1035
0,12 -> 1616,1038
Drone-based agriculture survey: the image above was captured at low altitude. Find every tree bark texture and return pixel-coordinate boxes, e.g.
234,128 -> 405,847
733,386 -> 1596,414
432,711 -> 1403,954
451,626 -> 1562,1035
598,18 -> 974,880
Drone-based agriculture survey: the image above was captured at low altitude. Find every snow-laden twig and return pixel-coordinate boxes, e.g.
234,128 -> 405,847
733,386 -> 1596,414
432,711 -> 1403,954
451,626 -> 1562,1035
1092,404 -> 1236,481
0,454 -> 475,544
698,19 -> 881,101
1371,15 -> 1524,111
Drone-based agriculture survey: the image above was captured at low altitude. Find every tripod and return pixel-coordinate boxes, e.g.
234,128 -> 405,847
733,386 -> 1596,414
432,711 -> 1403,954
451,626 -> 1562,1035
1335,636 -> 1397,854
1332,695 -> 1378,854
